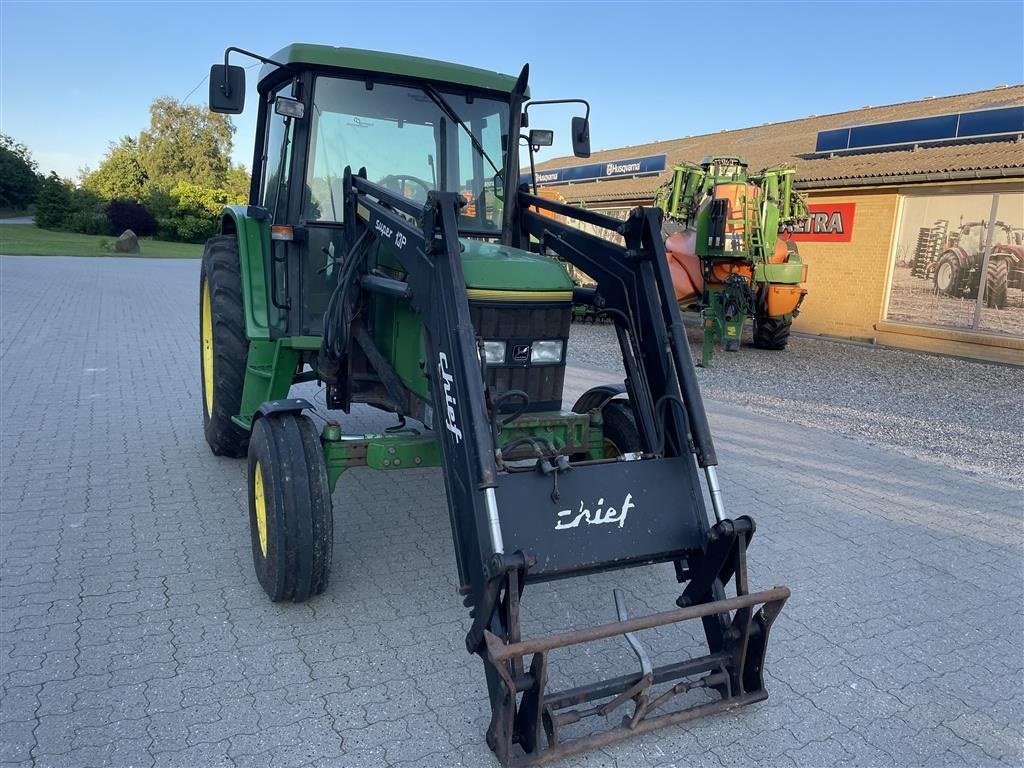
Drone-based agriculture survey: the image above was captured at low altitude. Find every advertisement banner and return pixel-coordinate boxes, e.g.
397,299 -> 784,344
785,203 -> 856,242
525,154 -> 667,186
886,191 -> 1023,336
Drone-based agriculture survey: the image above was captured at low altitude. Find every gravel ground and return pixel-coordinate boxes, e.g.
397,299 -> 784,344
567,319 -> 1024,487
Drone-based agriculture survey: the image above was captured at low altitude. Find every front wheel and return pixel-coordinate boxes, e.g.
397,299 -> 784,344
600,400 -> 643,458
247,412 -> 334,602
933,252 -> 964,297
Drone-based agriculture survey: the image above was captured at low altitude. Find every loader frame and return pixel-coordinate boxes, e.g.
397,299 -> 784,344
299,175 -> 790,764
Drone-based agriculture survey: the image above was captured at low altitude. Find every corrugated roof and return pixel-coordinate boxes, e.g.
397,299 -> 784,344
529,86 -> 1024,204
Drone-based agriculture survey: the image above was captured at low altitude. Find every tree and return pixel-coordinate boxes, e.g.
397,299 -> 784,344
82,136 -> 147,202
0,134 -> 41,210
138,97 -> 235,189
34,172 -> 73,229
224,165 -> 252,202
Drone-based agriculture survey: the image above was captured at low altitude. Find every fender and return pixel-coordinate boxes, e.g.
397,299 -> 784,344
994,244 -> 1024,267
254,397 -> 315,422
571,383 -> 627,415
942,246 -> 971,268
220,205 -> 273,340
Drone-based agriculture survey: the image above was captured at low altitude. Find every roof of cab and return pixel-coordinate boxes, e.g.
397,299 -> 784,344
259,43 -> 523,95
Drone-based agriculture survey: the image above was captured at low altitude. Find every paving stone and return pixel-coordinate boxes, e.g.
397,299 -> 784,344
1,255 -> 1020,768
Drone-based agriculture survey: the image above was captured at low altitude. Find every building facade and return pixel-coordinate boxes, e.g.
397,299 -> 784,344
528,87 -> 1024,363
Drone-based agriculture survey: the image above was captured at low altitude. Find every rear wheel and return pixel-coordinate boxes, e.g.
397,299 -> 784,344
985,259 -> 1008,309
247,412 -> 333,602
752,315 -> 791,350
600,400 -> 642,458
200,235 -> 250,457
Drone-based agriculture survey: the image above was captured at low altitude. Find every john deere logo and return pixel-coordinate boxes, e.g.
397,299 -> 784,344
512,344 -> 530,362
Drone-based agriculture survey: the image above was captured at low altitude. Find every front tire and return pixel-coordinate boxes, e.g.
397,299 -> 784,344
933,251 -> 965,298
752,315 -> 792,350
247,413 -> 333,602
600,400 -> 642,458
200,235 -> 250,457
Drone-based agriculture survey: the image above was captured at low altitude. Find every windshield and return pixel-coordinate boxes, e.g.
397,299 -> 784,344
305,75 -> 509,231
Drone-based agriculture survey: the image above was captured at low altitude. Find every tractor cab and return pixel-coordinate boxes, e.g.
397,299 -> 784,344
212,44 -> 589,418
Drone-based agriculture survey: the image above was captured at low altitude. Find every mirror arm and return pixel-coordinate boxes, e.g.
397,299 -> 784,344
521,135 -> 539,197
523,98 -> 591,125
221,46 -> 291,95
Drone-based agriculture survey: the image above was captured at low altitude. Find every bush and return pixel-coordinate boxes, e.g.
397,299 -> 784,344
68,211 -> 111,236
157,214 -> 218,243
106,199 -> 157,236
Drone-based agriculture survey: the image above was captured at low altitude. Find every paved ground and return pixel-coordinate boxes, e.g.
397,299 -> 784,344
568,321 -> 1023,486
1,255 -> 1022,768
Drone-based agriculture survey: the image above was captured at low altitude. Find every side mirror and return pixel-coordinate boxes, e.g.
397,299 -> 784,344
209,64 -> 246,114
528,129 -> 554,148
572,116 -> 590,158
493,171 -> 504,201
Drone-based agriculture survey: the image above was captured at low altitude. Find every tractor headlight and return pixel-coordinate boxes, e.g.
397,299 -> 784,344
482,341 -> 506,364
530,340 -> 563,364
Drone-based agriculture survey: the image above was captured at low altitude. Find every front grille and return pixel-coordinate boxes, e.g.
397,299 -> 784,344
469,301 -> 571,412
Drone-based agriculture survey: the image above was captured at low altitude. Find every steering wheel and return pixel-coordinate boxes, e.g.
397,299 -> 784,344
378,174 -> 433,203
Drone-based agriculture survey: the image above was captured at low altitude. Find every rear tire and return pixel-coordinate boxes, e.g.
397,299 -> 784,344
247,413 -> 333,602
752,315 -> 791,350
200,235 -> 250,457
985,259 -> 1008,309
601,400 -> 642,458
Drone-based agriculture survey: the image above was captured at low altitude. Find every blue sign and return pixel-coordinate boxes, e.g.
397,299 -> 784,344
523,154 -> 667,186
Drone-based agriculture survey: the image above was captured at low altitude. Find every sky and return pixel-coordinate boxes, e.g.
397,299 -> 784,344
2,0 -> 1022,180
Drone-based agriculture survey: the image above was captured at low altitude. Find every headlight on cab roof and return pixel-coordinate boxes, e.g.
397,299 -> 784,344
530,340 -> 563,364
482,341 -> 506,364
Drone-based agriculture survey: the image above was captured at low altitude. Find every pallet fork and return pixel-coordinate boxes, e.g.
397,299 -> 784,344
345,176 -> 790,765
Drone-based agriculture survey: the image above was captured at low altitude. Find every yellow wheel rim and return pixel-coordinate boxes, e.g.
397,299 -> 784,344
254,461 -> 268,558
201,279 -> 214,415
603,438 -> 620,459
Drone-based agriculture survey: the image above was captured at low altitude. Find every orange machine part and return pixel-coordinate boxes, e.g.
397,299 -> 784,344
534,187 -> 566,220
713,183 -> 758,233
665,230 -> 705,302
769,239 -> 789,263
766,284 -> 806,317
665,229 -> 756,302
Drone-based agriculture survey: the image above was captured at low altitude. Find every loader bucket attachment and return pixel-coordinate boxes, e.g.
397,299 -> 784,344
476,513 -> 789,766
483,587 -> 789,765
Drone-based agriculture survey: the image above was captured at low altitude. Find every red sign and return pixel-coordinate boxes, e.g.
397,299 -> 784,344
784,203 -> 856,242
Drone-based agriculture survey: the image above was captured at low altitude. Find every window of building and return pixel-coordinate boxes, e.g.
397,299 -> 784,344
885,189 -> 1024,337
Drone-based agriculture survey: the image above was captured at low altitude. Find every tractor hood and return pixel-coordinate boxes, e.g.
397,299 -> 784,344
459,240 -> 573,299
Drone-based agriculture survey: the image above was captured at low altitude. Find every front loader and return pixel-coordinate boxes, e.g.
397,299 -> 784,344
200,43 -> 789,765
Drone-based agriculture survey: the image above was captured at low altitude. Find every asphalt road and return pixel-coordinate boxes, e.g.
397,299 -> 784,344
1,256 -> 1021,767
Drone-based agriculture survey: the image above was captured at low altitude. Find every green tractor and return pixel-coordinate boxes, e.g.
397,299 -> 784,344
656,157 -> 809,366
200,43 -> 789,765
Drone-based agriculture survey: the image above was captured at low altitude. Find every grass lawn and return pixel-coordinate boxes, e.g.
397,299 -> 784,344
0,225 -> 203,258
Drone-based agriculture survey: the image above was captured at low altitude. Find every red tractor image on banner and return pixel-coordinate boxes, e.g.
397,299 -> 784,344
930,220 -> 1024,309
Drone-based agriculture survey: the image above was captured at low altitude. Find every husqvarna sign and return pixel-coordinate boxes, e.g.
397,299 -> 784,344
524,154 -> 667,186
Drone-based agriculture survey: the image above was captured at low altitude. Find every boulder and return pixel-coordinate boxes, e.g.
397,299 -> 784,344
115,229 -> 140,254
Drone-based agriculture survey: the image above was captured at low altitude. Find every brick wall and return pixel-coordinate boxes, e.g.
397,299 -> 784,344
793,189 -> 899,340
